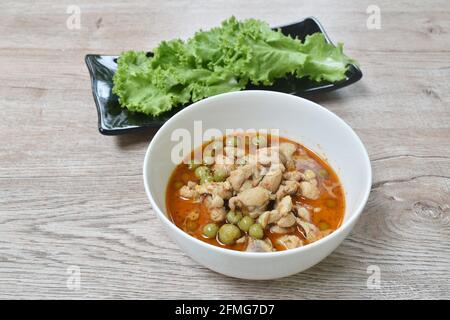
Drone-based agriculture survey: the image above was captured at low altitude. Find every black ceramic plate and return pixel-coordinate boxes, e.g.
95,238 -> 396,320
85,17 -> 362,135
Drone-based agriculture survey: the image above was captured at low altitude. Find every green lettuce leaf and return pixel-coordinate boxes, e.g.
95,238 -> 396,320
112,17 -> 357,116
298,33 -> 356,82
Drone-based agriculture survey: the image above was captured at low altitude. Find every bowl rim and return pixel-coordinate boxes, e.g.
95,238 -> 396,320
143,90 -> 372,258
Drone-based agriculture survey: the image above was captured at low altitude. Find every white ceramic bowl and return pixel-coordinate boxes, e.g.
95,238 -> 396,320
143,90 -> 371,280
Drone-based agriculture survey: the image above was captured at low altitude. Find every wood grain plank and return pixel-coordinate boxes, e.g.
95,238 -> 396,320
0,0 -> 449,299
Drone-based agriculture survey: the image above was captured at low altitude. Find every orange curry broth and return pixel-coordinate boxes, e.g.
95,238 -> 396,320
166,135 -> 345,251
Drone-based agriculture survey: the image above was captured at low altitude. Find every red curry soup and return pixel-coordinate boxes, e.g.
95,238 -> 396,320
166,134 -> 345,252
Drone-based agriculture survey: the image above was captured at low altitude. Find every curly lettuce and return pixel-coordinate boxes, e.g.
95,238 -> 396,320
112,17 -> 356,116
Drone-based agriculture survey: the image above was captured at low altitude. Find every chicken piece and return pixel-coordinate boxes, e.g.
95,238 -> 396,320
299,180 -> 320,200
276,195 -> 292,216
259,164 -> 283,193
203,154 -> 215,165
275,180 -> 299,200
269,225 -> 292,234
210,207 -> 226,222
265,195 -> 292,224
276,235 -> 303,249
256,147 -> 281,166
268,209 -> 281,224
303,169 -> 316,180
239,179 -> 254,192
274,161 -> 286,172
277,212 -> 297,227
228,170 -> 247,191
248,210 -> 265,219
252,174 -> 264,187
251,164 -> 266,186
283,171 -> 303,181
285,160 -> 296,171
297,218 -> 322,243
246,238 -> 273,252
179,181 -> 201,202
257,211 -> 270,228
229,186 -> 271,218
204,194 -> 224,209
236,236 -> 247,244
195,181 -> 233,200
237,186 -> 270,208
279,143 -> 297,170
179,185 -> 194,199
279,142 -> 296,161
295,205 -> 312,222
256,147 -> 272,166
227,164 -> 255,191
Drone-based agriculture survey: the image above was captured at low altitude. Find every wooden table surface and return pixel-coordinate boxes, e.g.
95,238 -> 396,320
1,0 -> 449,299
